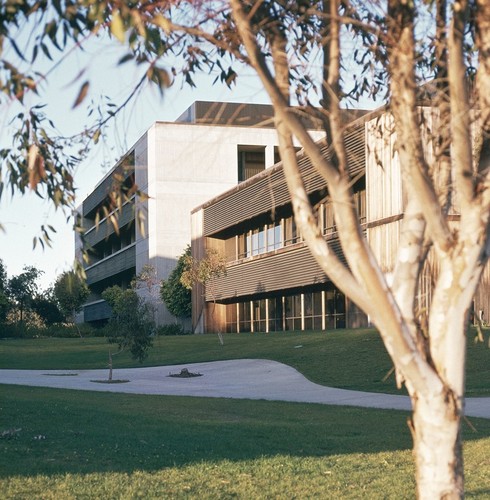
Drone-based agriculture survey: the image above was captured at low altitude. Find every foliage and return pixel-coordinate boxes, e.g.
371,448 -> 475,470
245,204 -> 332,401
0,291 -> 9,323
0,259 -> 7,292
132,264 -> 159,296
157,323 -> 190,336
7,266 -> 43,326
160,246 -> 192,319
101,285 -> 154,363
53,271 -> 90,323
31,290 -> 64,326
180,248 -> 227,293
0,259 -> 9,322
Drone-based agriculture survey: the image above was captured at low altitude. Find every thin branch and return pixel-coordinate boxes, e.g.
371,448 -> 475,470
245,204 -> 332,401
231,0 -> 442,396
387,0 -> 454,253
448,0 -> 474,211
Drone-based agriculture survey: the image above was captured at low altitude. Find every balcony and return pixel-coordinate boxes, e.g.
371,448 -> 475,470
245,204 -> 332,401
85,244 -> 136,286
83,201 -> 135,249
84,300 -> 112,322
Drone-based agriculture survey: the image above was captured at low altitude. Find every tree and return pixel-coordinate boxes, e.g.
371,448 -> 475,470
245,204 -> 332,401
101,285 -> 154,381
0,259 -> 7,292
53,271 -> 90,335
7,266 -> 42,327
181,248 -> 227,342
0,260 -> 10,323
31,289 -> 64,326
1,1 -> 489,497
160,246 -> 192,320
132,264 -> 160,325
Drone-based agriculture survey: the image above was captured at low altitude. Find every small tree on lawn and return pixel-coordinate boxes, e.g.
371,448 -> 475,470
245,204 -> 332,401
132,264 -> 161,324
31,289 -> 64,327
181,248 -> 227,343
0,260 -> 9,325
161,246 -> 192,322
101,285 -> 154,381
53,271 -> 90,336
7,266 -> 42,328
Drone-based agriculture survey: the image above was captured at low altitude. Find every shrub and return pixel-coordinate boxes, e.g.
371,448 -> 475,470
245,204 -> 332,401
157,323 -> 191,336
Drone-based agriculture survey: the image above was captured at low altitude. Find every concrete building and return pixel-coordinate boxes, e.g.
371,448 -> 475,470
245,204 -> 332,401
190,108 -> 490,334
76,101 -> 324,326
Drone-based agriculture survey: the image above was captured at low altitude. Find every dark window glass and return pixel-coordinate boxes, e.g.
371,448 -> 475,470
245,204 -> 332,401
238,147 -> 266,182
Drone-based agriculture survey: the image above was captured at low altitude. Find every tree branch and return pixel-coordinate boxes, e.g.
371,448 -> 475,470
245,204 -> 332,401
230,0 -> 442,397
387,0 -> 454,253
448,0 -> 474,212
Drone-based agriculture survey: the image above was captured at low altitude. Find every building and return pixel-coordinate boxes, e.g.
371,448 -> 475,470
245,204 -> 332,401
76,101 -> 324,326
190,108 -> 490,334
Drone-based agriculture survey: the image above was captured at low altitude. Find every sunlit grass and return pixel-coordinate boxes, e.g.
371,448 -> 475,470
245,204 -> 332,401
1,328 -> 489,395
1,385 -> 489,499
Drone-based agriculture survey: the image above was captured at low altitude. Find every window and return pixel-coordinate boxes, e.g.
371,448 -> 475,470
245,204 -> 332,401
355,189 -> 367,224
325,289 -> 346,329
238,233 -> 247,259
304,292 -> 323,331
268,297 -> 283,332
285,294 -> 302,331
284,216 -> 299,245
323,202 -> 336,235
253,299 -> 267,332
239,301 -> 251,332
225,304 -> 238,333
267,222 -> 282,251
238,146 -> 266,182
251,227 -> 266,256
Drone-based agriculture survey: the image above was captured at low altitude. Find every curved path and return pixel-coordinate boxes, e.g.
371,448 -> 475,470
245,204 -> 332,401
1,359 -> 489,419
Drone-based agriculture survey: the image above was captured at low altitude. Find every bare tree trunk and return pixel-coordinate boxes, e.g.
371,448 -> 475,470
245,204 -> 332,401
108,350 -> 113,381
412,392 -> 463,499
73,315 -> 83,338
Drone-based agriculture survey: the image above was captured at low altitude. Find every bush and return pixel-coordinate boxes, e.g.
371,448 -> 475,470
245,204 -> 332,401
157,323 -> 191,336
43,324 -> 84,338
0,323 -> 28,339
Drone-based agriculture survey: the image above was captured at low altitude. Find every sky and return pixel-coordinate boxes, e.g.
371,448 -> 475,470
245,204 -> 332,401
0,34 -> 269,290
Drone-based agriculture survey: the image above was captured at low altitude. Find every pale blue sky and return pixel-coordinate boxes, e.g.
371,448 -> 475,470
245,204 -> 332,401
0,36 -> 269,289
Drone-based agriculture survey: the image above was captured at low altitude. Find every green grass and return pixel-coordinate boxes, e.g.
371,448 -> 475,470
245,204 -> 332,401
1,328 -> 489,395
1,331 -> 489,498
1,385 -> 489,499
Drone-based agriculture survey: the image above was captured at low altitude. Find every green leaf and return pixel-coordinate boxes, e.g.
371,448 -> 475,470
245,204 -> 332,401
118,53 -> 134,65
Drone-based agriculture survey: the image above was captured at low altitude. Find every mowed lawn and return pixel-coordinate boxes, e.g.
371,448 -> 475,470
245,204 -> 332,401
0,329 -> 489,498
1,328 -> 489,395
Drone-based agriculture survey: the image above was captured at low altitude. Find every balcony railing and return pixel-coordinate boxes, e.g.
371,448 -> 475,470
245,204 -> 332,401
85,244 -> 136,285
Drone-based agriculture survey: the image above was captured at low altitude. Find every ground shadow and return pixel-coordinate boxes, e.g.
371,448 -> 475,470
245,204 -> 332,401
0,384 -> 489,479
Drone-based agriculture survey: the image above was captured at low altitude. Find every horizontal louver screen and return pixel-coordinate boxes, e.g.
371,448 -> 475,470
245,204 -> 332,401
84,301 -> 112,322
202,124 -> 365,236
83,203 -> 135,248
207,238 -> 346,301
85,245 -> 136,285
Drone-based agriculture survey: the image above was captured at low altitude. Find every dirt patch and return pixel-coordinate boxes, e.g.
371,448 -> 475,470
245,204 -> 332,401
168,368 -> 202,378
90,379 -> 130,384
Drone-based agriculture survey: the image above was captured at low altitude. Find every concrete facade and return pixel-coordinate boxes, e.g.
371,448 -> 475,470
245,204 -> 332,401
77,101 -> 324,326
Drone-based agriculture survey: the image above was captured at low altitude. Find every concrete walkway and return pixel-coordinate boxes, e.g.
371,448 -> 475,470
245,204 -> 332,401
1,359 -> 489,419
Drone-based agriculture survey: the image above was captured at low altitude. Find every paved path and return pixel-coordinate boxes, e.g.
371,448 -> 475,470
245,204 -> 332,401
1,359 -> 489,419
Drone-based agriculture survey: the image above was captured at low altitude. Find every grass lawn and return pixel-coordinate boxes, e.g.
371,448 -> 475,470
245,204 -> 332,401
0,328 -> 489,395
1,385 -> 489,499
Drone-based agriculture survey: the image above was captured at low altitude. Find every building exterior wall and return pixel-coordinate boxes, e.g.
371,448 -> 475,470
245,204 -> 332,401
191,108 -> 490,334
78,102 -> 324,326
190,120 -> 367,333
